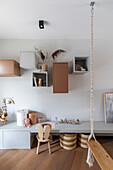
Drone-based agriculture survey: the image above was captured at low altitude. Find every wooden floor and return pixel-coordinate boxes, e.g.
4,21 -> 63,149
0,137 -> 113,170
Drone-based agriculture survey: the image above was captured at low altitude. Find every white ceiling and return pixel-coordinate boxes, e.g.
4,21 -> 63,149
0,0 -> 113,39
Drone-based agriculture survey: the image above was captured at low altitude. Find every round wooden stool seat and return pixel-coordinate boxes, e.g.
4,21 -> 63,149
78,133 -> 89,148
60,134 -> 77,150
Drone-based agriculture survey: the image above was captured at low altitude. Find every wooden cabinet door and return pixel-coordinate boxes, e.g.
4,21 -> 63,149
0,60 -> 14,76
0,60 -> 20,76
53,63 -> 68,93
4,131 -> 30,149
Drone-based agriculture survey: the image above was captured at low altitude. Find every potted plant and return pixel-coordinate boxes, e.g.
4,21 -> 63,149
34,47 -> 66,71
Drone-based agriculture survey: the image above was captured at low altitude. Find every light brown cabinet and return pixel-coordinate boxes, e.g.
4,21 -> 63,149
53,63 -> 68,93
0,60 -> 20,77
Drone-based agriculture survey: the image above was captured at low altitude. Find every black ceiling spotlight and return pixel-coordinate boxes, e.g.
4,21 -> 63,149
39,20 -> 44,29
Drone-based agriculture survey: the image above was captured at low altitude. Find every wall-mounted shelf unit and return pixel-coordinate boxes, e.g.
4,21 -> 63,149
32,71 -> 48,87
53,63 -> 68,93
73,57 -> 89,74
0,59 -> 20,77
20,51 -> 37,69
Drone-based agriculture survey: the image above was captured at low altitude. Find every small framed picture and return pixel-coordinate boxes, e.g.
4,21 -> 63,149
104,92 -> 113,123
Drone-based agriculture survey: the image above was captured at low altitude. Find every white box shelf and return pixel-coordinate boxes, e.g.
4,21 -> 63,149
32,71 -> 48,87
73,57 -> 89,74
20,51 -> 37,69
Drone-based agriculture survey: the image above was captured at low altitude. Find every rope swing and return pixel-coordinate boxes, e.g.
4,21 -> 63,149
86,3 -> 113,169
86,2 -> 96,167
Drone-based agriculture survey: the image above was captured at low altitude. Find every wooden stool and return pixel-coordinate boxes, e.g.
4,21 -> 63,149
78,133 -> 89,148
60,134 -> 77,150
36,124 -> 51,154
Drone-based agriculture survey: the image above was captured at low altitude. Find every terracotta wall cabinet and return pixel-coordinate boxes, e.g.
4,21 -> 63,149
0,60 -> 20,77
53,63 -> 68,93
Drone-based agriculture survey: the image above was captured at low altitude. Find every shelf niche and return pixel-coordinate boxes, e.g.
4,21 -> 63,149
73,57 -> 89,74
32,71 -> 48,87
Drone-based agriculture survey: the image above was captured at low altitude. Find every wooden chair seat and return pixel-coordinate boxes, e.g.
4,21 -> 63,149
38,139 -> 50,143
87,140 -> 113,170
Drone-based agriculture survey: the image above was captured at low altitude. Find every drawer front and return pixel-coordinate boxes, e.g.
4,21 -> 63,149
4,131 -> 30,149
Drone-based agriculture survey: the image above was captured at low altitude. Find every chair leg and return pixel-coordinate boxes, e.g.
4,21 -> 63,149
48,141 -> 51,154
36,141 -> 40,154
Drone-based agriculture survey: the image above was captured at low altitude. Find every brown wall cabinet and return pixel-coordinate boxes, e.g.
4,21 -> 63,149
53,63 -> 68,93
0,60 -> 20,77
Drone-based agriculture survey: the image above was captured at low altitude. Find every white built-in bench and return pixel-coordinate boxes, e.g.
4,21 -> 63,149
0,121 -> 113,149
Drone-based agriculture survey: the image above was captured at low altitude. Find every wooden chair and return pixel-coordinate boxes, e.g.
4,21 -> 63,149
36,124 -> 51,154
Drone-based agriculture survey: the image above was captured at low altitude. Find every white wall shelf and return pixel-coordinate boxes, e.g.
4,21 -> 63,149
32,70 -> 48,87
20,51 -> 38,69
73,57 -> 89,74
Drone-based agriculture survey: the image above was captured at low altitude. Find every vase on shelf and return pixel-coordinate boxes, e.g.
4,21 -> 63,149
42,63 -> 48,72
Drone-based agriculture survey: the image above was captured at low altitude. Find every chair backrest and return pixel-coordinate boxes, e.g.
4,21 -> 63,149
38,124 -> 50,140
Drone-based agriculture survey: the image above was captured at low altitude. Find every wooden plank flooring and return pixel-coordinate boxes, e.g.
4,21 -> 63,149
0,137 -> 113,170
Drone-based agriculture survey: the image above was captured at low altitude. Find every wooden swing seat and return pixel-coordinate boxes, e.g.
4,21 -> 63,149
87,140 -> 113,170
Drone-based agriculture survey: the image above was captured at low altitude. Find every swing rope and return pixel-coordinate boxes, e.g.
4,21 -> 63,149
86,2 -> 96,167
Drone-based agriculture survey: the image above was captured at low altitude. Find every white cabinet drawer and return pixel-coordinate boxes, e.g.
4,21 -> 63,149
4,131 -> 30,149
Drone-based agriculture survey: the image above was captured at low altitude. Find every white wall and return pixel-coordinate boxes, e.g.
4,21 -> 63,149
0,39 -> 113,121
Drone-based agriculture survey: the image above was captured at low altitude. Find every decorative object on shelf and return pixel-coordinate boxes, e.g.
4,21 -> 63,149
59,118 -> 80,125
64,118 -> 68,123
23,118 -> 31,128
34,47 -> 66,70
38,78 -> 42,86
60,119 -> 63,123
39,116 -> 43,123
78,133 -> 89,148
60,134 -> 77,150
42,63 -> 48,72
73,57 -> 89,74
75,64 -> 81,71
28,111 -> 38,125
72,119 -> 75,123
75,64 -> 86,71
104,92 -> 113,123
0,98 -> 15,126
77,119 -> 79,123
34,77 -> 38,86
17,109 -> 28,126
0,109 -> 5,126
33,72 -> 48,87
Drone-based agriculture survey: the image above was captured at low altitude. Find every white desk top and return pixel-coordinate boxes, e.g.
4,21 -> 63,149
0,121 -> 113,134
